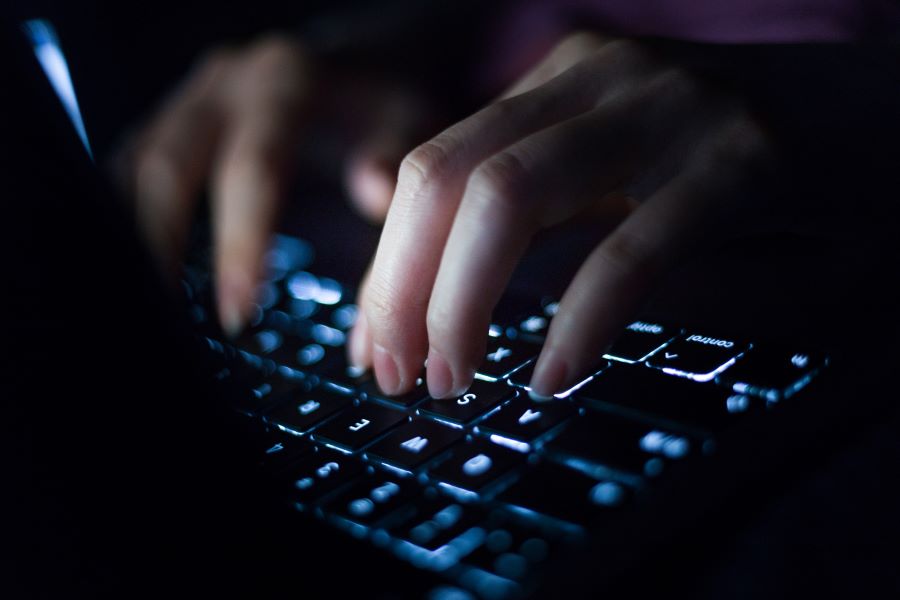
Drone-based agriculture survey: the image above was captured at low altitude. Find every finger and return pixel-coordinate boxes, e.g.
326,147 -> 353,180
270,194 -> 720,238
347,264 -> 375,370
345,88 -> 438,224
361,58 -> 616,396
133,50 -> 233,274
423,98 -> 648,398
345,138 -> 408,223
499,31 -> 608,100
212,38 -> 309,335
529,118 -> 770,398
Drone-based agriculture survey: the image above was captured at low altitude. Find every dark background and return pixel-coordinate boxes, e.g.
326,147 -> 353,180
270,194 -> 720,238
4,2 -> 900,598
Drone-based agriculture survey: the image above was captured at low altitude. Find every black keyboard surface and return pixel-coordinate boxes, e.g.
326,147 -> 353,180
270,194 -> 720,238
187,234 -> 830,600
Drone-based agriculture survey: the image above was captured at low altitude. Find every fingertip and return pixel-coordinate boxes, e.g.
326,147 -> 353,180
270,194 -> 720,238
528,389 -> 555,403
346,154 -> 395,223
529,352 -> 568,400
373,343 -> 402,396
347,311 -> 373,370
217,268 -> 253,338
426,347 -> 453,399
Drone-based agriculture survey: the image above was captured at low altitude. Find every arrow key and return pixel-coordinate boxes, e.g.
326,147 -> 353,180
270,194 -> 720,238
477,396 -> 574,445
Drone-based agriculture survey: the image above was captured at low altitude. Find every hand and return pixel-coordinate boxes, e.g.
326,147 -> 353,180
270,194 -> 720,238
119,34 -> 432,334
350,32 -> 774,399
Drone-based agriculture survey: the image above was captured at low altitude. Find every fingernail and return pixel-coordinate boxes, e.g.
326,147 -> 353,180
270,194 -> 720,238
347,313 -> 371,370
528,389 -> 555,402
529,354 -> 567,402
426,348 -> 453,399
218,271 -> 251,338
373,343 -> 401,396
220,298 -> 244,338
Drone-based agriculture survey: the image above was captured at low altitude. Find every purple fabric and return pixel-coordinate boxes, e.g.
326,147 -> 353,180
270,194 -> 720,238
566,0 -> 900,42
478,0 -> 900,91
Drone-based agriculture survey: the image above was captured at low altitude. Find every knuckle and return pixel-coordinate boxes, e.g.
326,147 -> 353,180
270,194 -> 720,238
466,151 -> 528,216
252,34 -> 303,65
398,139 -> 453,194
597,230 -> 658,279
425,305 -> 453,344
363,276 -> 405,331
135,145 -> 183,189
556,31 -> 607,54
707,115 -> 772,173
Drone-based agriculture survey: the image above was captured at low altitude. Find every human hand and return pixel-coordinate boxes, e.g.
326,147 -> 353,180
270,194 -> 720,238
350,32 -> 774,400
119,34 -> 431,334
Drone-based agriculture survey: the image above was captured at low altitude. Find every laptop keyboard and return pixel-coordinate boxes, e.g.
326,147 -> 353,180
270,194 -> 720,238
187,234 -> 829,600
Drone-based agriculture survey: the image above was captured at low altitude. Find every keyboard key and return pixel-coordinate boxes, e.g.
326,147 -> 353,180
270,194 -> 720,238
236,328 -> 284,357
577,367 -> 761,434
264,387 -> 354,434
476,396 -> 574,445
418,381 -> 517,426
391,499 -> 485,551
366,419 -> 464,470
271,339 -> 344,373
465,524 -> 553,580
497,462 -> 629,527
507,360 -> 609,399
514,313 -> 551,340
235,374 -> 310,416
313,403 -> 407,452
313,303 -> 359,331
361,377 -> 429,408
544,412 -> 700,480
430,439 -> 526,493
717,347 -> 828,401
646,333 -> 747,381
251,429 -> 315,473
323,476 -> 419,525
476,337 -> 539,381
604,320 -> 677,364
286,449 -> 366,507
507,297 -> 559,342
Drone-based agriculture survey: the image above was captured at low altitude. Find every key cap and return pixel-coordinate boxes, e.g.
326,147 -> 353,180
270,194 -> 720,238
366,419 -> 464,470
313,303 -> 359,331
604,320 -> 677,364
476,337 -> 539,381
717,347 -> 828,401
465,525 -> 553,580
391,499 -> 485,551
430,439 -> 526,493
418,381 -> 517,426
544,412 -> 701,480
514,313 -> 551,340
264,386 -> 354,434
270,339 -> 343,373
313,403 -> 407,452
506,297 -> 559,342
251,429 -> 315,473
361,377 -> 429,408
236,328 -> 284,357
287,449 -> 366,508
508,360 -> 608,399
497,462 -> 629,527
476,396 -> 573,446
235,373 -> 310,416
646,333 -> 748,381
577,367 -> 760,434
323,476 -> 418,525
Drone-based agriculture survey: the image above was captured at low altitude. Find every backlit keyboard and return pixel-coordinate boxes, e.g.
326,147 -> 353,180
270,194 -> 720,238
186,234 -> 829,600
